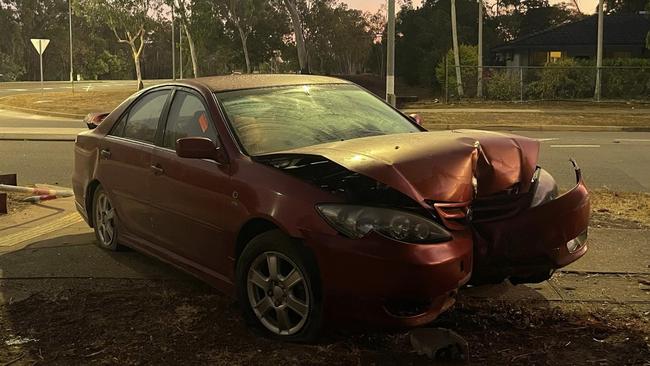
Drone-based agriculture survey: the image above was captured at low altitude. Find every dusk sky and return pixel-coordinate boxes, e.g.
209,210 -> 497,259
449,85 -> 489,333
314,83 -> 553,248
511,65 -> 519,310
344,0 -> 600,14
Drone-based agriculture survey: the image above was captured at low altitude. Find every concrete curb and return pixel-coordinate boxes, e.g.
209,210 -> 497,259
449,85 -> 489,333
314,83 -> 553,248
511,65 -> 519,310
423,124 -> 650,132
0,101 -> 84,119
0,134 -> 77,141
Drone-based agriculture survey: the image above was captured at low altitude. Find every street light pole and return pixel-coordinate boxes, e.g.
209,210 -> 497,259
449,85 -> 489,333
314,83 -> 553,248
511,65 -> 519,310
386,0 -> 396,107
594,0 -> 604,101
171,4 -> 176,80
69,0 -> 74,92
179,23 -> 183,80
477,0 -> 483,98
451,0 -> 464,97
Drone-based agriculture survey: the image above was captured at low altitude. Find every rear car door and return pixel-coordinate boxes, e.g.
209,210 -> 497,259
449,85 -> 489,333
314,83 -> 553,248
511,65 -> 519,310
150,88 -> 233,279
98,88 -> 171,244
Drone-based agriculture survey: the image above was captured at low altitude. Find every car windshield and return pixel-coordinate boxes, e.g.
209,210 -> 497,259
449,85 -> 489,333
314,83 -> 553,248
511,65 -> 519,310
216,84 -> 420,156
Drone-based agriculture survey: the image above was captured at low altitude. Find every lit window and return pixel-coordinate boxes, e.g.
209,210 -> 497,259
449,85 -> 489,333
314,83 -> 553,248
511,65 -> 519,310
548,51 -> 563,63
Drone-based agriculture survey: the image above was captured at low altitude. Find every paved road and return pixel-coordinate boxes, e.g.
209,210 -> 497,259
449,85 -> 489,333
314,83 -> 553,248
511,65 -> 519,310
0,141 -> 74,186
0,103 -> 648,191
1,128 -> 649,191
0,80 -> 167,97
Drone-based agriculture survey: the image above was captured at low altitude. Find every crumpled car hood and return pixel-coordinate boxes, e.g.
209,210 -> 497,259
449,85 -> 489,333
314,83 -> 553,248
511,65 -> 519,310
271,130 -> 539,204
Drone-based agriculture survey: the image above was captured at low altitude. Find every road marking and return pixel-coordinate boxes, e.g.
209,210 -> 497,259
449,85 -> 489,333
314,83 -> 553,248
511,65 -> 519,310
0,213 -> 83,247
550,144 -> 601,148
537,138 -> 559,142
613,139 -> 650,143
7,88 -> 28,92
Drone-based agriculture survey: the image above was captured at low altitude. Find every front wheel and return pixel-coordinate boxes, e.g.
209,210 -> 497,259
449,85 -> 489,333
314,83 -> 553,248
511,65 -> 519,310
236,230 -> 322,342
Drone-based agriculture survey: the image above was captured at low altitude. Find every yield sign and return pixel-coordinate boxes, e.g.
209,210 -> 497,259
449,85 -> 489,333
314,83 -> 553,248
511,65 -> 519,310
30,39 -> 50,55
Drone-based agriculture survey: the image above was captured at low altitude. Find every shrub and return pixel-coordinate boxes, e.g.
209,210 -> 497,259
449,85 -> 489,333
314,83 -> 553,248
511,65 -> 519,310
484,69 -> 520,101
526,59 -> 594,100
435,45 -> 478,98
601,58 -> 650,99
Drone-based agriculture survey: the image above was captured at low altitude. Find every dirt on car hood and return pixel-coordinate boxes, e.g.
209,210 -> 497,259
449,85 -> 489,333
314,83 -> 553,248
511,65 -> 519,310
273,130 -> 540,204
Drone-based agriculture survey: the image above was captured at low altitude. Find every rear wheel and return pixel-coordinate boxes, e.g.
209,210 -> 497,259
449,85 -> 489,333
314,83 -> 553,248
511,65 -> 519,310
236,230 -> 322,342
92,186 -> 123,251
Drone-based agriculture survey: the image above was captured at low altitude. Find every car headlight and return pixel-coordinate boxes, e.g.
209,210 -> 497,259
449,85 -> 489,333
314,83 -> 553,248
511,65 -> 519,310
316,204 -> 452,244
531,168 -> 559,207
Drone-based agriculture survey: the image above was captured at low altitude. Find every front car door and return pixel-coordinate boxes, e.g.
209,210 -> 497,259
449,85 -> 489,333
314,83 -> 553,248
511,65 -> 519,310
149,88 -> 233,283
97,88 -> 171,244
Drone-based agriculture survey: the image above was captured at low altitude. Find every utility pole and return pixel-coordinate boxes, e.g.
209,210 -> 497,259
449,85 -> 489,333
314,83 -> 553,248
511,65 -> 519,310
594,0 -> 604,101
179,24 -> 183,79
68,0 -> 74,92
171,4 -> 176,80
386,0 -> 396,106
451,0 -> 464,97
477,0 -> 483,98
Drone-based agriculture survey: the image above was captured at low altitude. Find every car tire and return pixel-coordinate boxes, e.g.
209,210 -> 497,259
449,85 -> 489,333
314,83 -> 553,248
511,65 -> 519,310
92,186 -> 123,251
236,229 -> 322,342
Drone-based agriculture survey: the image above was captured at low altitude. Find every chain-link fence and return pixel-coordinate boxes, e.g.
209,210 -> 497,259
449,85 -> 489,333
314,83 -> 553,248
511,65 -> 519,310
442,64 -> 650,102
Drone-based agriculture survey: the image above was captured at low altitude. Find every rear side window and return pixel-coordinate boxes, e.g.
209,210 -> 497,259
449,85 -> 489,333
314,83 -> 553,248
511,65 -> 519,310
162,91 -> 218,150
113,90 -> 169,143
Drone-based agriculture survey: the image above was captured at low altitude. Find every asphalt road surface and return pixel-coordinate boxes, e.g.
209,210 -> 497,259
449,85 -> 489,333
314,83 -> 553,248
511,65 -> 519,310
0,88 -> 648,191
0,80 -> 167,97
1,130 -> 649,192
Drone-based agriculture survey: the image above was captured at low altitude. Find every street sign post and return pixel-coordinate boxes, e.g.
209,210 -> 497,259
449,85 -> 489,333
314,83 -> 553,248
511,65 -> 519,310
30,38 -> 50,93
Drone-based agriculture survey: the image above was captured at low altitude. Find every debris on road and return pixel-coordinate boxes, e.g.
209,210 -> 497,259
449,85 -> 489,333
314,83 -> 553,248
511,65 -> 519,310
0,184 -> 73,198
410,327 -> 469,362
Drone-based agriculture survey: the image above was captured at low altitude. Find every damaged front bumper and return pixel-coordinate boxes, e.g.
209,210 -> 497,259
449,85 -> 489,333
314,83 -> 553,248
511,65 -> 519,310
470,161 -> 590,285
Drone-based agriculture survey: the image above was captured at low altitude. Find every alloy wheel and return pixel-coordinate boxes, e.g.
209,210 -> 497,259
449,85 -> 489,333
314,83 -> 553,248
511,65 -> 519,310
246,251 -> 310,336
94,192 -> 115,247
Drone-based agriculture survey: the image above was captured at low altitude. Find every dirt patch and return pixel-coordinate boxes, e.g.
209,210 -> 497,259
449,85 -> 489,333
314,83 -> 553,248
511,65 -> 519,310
589,190 -> 650,229
0,91 -> 133,116
0,280 -> 647,365
1,193 -> 30,216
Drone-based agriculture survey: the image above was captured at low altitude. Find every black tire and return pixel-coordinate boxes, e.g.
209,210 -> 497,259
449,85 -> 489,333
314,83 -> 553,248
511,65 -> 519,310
236,230 -> 322,342
91,186 -> 124,251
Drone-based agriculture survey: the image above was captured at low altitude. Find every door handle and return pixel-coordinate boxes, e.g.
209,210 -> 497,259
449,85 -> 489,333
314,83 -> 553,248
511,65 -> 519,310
100,149 -> 111,159
150,164 -> 164,175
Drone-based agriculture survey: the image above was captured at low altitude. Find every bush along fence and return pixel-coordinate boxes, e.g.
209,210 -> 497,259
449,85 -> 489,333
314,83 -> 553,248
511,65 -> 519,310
439,58 -> 650,102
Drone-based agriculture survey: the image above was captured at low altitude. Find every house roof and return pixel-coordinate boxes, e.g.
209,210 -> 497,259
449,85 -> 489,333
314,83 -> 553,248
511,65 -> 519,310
191,74 -> 351,92
492,14 -> 650,52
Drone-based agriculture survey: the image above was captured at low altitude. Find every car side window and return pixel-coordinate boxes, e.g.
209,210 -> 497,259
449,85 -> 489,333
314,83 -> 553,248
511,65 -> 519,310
114,90 -> 169,143
162,91 -> 218,150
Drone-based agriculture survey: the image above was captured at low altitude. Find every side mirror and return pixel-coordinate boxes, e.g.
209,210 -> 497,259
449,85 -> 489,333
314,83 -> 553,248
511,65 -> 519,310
408,113 -> 423,126
176,137 -> 228,164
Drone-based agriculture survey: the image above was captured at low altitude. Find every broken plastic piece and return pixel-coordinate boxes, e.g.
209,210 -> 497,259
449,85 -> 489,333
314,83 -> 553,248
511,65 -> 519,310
410,327 -> 469,362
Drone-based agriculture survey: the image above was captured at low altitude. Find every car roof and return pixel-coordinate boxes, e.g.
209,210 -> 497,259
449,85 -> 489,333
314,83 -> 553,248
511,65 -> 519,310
188,74 -> 352,93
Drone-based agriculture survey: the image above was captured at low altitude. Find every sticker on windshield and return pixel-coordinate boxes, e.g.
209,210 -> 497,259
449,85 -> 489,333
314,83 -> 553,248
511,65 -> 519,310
198,113 -> 209,133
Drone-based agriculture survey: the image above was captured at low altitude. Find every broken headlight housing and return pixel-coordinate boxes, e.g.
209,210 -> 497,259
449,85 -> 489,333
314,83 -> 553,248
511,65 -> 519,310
531,168 -> 559,207
316,204 -> 452,244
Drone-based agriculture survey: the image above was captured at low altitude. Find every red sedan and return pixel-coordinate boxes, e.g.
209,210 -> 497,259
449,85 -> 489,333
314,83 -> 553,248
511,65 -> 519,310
72,75 -> 589,341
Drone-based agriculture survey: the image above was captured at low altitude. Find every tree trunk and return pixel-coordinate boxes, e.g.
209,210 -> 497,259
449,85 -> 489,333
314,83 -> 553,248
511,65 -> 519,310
182,22 -> 199,77
132,45 -> 143,90
237,25 -> 251,73
283,0 -> 308,73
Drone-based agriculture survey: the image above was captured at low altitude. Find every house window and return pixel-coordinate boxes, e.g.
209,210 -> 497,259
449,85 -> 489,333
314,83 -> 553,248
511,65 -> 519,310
548,51 -> 563,63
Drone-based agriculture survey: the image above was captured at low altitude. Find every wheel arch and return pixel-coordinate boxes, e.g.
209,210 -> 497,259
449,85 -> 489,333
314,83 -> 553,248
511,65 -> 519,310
235,218 -> 280,262
85,179 -> 102,228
